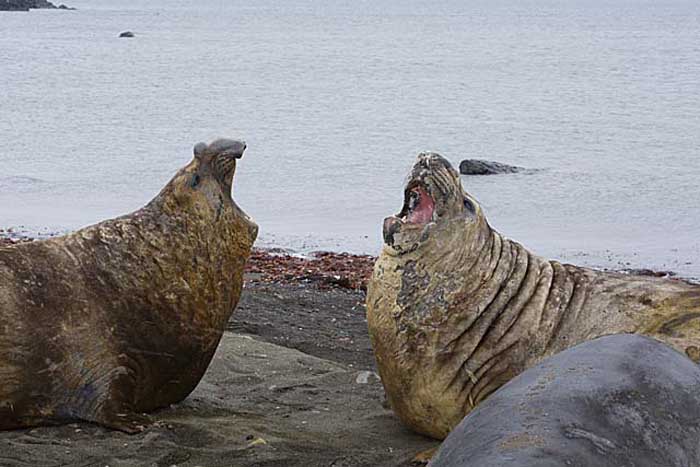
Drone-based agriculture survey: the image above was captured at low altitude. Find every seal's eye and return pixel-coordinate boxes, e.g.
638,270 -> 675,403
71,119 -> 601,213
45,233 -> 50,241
464,198 -> 476,215
190,174 -> 201,188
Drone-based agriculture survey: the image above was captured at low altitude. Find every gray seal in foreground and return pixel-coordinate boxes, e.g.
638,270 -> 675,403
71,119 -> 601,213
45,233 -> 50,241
0,138 -> 258,433
429,334 -> 700,467
366,152 -> 700,439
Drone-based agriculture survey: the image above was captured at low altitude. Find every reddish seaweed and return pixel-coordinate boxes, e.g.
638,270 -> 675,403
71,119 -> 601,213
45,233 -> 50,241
245,249 -> 376,290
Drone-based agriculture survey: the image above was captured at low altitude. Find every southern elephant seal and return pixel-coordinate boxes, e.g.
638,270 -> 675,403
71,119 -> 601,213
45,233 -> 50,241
429,334 -> 700,467
0,138 -> 257,432
366,152 -> 700,439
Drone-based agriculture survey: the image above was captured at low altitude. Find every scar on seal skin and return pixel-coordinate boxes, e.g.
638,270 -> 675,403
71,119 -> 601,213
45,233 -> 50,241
366,151 -> 700,439
0,138 -> 257,433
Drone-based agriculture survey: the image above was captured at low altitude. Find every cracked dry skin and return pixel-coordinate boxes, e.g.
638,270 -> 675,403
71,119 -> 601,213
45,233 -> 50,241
366,152 -> 700,440
0,138 -> 257,433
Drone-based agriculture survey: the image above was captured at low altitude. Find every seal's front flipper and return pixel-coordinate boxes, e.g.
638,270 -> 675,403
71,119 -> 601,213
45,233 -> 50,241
412,445 -> 440,465
93,411 -> 153,434
685,345 -> 700,363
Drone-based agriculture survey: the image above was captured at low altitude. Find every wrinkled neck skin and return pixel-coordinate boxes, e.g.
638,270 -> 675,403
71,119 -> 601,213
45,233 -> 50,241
368,154 -> 700,440
369,209 -> 598,438
370,202 -> 700,440
379,214 -> 494,349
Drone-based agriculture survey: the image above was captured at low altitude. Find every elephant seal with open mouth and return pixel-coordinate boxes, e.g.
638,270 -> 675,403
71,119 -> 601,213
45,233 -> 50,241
429,334 -> 700,467
366,152 -> 700,439
0,138 -> 257,433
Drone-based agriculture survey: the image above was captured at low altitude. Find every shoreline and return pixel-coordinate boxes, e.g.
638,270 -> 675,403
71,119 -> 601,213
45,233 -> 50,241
2,230 -> 693,286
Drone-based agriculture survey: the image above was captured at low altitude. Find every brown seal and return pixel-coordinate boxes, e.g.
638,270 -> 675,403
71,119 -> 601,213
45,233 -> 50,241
366,152 -> 700,439
0,138 -> 257,433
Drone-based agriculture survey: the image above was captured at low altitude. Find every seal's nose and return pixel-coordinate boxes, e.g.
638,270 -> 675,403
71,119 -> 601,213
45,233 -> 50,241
230,141 -> 246,159
383,217 -> 402,246
416,152 -> 452,170
207,138 -> 247,159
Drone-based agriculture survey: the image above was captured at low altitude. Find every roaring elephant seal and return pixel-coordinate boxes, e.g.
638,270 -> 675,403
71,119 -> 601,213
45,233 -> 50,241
429,334 -> 700,467
0,138 -> 258,433
366,152 -> 700,439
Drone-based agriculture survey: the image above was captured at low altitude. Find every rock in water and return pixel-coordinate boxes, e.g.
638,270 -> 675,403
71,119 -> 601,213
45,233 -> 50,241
0,0 -> 73,10
458,159 -> 522,175
430,334 -> 700,467
0,138 -> 258,433
0,0 -> 30,10
366,151 -> 700,439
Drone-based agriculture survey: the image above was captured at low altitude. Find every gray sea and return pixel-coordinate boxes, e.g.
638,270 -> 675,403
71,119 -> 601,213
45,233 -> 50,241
2,0 -> 699,279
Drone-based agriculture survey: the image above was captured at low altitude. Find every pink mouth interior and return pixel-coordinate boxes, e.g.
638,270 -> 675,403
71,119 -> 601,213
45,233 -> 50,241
406,186 -> 435,224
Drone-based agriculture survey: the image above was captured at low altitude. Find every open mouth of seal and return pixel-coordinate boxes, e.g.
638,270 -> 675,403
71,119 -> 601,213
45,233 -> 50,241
383,180 -> 437,249
401,182 -> 436,225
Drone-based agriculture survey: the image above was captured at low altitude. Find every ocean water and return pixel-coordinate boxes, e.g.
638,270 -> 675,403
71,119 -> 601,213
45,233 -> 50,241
1,0 -> 699,279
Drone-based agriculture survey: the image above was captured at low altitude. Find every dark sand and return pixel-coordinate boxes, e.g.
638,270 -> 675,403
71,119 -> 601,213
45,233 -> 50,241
0,248 -> 437,467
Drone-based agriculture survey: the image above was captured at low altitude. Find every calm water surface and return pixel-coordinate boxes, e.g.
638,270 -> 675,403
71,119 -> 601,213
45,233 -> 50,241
1,0 -> 699,279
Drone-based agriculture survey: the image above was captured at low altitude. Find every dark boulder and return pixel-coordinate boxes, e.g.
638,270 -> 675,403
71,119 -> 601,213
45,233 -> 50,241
0,0 -> 29,10
1,0 -> 74,10
458,159 -> 523,175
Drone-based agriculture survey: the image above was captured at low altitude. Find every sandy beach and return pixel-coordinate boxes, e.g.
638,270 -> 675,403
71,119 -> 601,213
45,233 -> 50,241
2,239 -> 696,467
0,246 -> 437,467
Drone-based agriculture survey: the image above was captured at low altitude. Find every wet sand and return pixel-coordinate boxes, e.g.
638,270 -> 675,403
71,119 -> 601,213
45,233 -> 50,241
0,248 -> 437,467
